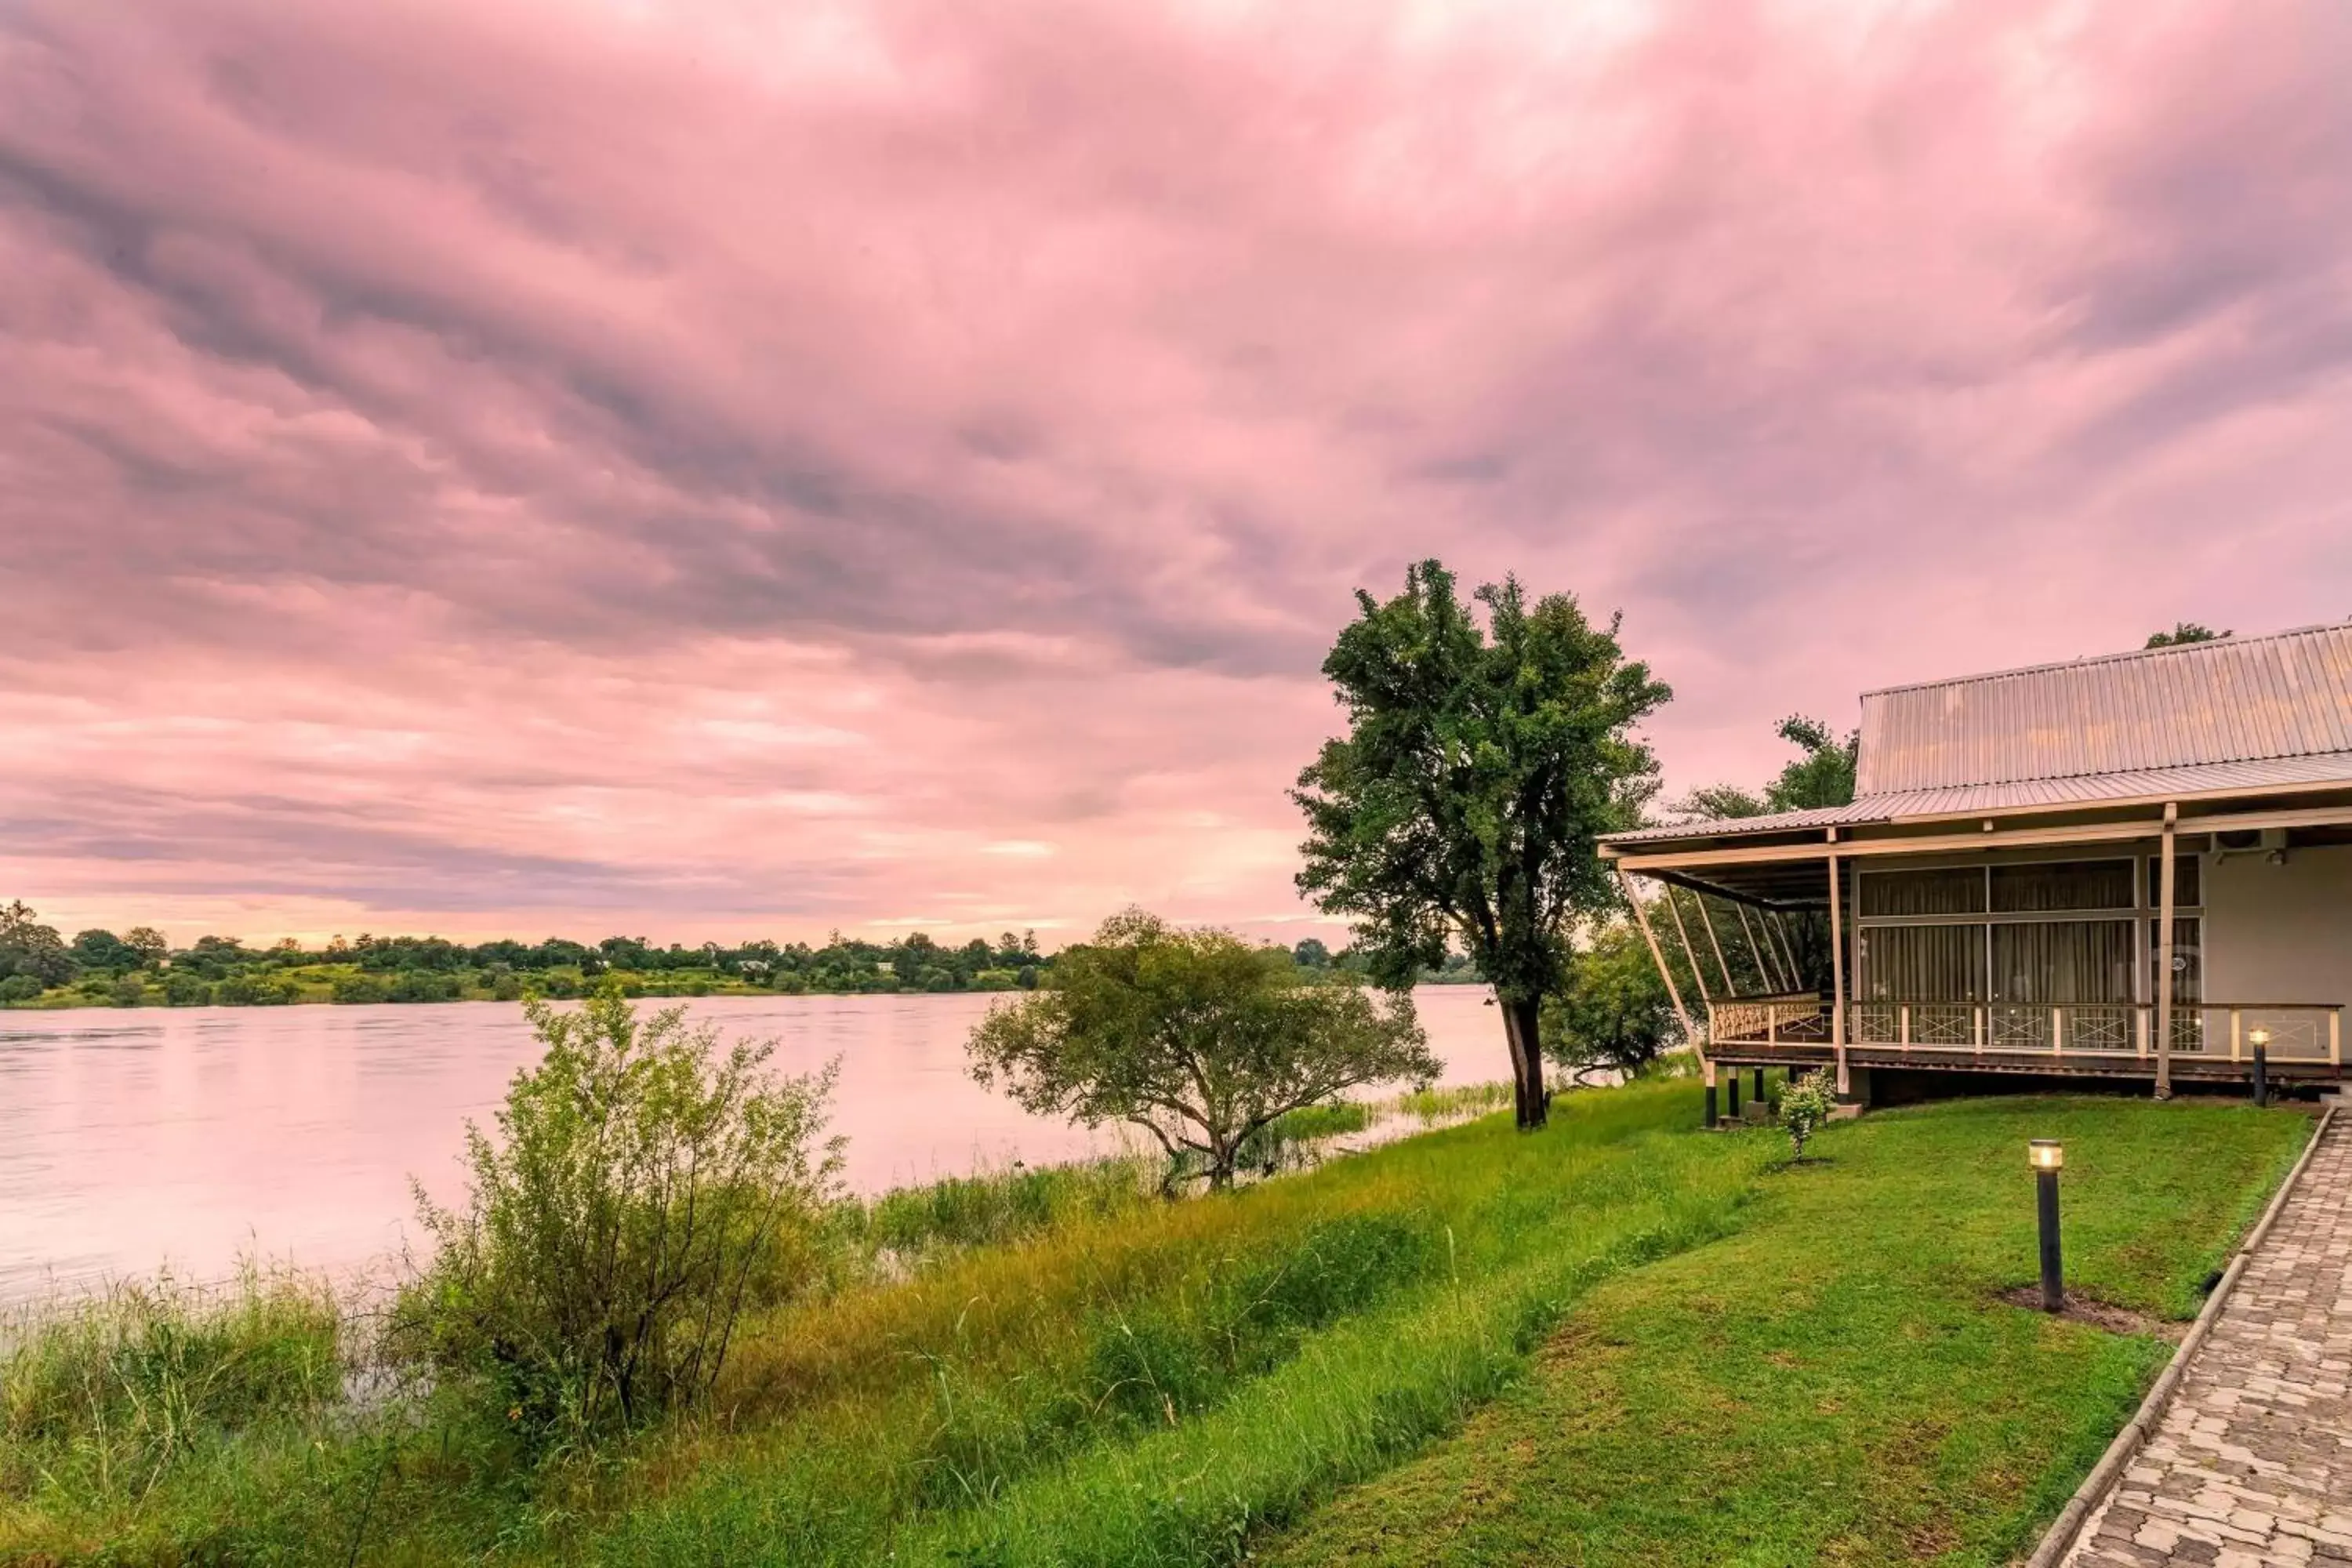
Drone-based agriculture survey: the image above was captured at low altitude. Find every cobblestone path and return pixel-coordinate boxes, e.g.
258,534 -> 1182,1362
2067,1111 -> 2352,1567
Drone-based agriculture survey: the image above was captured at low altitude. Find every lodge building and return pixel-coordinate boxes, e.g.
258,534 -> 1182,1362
1599,625 -> 2352,1106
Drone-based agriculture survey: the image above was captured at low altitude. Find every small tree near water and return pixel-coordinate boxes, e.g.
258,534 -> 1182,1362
1780,1072 -> 1837,1162
967,909 -> 1438,1191
403,982 -> 840,1443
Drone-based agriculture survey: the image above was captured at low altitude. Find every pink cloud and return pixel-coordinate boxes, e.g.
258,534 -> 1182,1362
2,0 -> 2350,945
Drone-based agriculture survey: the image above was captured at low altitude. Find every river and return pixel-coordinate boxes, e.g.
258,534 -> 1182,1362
0,987 -> 1505,1301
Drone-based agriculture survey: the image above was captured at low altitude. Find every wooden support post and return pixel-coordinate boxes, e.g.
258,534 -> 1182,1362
2230,1007 -> 2243,1063
1828,832 -> 1849,1098
2052,1007 -> 2063,1056
2332,1009 -> 2343,1069
1694,894 -> 1737,999
2157,804 -> 2178,1101
1899,1004 -> 1911,1047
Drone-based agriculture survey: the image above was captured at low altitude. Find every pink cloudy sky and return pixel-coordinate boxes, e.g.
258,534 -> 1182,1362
4,0 -> 2350,948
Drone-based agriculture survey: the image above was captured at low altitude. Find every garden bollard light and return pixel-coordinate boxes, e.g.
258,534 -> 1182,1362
2029,1140 -> 2064,1312
2249,1026 -> 2270,1106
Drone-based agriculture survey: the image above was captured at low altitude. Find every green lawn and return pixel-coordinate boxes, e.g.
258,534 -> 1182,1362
1261,1094 -> 2310,1568
2,1085 -> 2308,1566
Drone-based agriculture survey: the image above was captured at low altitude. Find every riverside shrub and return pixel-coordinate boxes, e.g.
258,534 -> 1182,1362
400,982 -> 841,1446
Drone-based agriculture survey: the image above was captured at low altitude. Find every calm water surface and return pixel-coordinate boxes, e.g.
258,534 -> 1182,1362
0,987 -> 1503,1300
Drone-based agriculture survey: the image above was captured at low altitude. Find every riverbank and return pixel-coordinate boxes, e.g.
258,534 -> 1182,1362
0,1085 -> 2307,1564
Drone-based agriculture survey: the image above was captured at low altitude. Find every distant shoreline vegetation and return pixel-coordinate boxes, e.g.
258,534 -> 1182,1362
0,902 -> 1486,1011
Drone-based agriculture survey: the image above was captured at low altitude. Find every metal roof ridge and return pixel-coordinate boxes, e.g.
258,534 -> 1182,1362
1856,622 -> 2352,701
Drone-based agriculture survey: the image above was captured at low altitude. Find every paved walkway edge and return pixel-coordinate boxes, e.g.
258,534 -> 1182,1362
2020,1104 -> 2336,1568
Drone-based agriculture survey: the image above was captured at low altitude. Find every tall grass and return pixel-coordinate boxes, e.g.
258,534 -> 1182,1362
0,1265 -> 399,1560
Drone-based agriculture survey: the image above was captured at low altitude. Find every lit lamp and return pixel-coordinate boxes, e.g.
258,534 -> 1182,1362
2249,1026 -> 2272,1107
2029,1140 -> 2064,1312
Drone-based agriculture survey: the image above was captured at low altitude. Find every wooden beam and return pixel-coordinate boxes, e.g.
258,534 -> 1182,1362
1733,902 -> 1786,993
1694,891 -> 1737,997
1664,887 -> 1715,1007
1828,830 -> 1849,1098
1606,799 -> 2352,874
1620,869 -> 1699,1052
1772,911 -> 1804,990
2156,801 -> 2178,1102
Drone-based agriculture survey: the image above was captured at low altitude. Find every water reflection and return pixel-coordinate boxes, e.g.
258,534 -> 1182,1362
0,987 -> 1501,1299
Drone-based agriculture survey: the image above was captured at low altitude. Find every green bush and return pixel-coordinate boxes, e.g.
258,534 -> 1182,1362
0,975 -> 42,1004
398,982 -> 842,1447
331,973 -> 390,1004
1780,1071 -> 1837,1161
387,970 -> 460,1004
107,977 -> 144,1007
215,974 -> 299,1006
160,972 -> 211,1007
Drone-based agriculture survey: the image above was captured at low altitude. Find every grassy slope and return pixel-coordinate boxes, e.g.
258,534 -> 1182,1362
2,1088 -> 2307,1566
1262,1095 -> 2310,1568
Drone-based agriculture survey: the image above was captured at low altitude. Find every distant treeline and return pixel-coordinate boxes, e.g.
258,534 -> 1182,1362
0,902 -> 1482,1009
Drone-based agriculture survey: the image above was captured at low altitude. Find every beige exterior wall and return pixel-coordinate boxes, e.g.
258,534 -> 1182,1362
2205,843 -> 2352,1007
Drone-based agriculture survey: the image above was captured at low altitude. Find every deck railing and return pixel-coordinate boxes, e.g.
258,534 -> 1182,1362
1707,996 -> 2344,1066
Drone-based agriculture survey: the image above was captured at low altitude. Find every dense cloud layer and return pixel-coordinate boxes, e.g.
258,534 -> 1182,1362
4,0 -> 2350,942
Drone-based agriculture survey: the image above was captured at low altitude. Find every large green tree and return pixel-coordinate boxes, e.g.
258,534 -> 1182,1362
1293,561 -> 1671,1130
967,909 -> 1435,1189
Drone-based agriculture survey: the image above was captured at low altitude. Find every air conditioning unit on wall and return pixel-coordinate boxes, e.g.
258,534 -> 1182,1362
2216,827 -> 2290,862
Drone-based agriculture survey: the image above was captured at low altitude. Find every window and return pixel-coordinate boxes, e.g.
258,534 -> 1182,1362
1859,924 -> 1983,1000
1990,859 -> 2135,913
1991,920 -> 2136,1004
2145,855 -> 2202,908
1859,867 -> 1987,916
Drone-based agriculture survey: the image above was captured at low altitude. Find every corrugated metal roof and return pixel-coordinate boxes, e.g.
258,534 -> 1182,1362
1857,623 -> 2352,794
1603,749 -> 2352,846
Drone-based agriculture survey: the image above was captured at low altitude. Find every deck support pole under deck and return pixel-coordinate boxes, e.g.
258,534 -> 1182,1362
2156,803 -> 2178,1102
1828,831 -> 1849,1099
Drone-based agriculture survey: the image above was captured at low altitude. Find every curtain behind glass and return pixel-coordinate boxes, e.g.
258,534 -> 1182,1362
1860,924 -> 1984,1000
1859,868 -> 1987,916
1991,860 -> 2136,913
1992,920 -> 2136,1002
